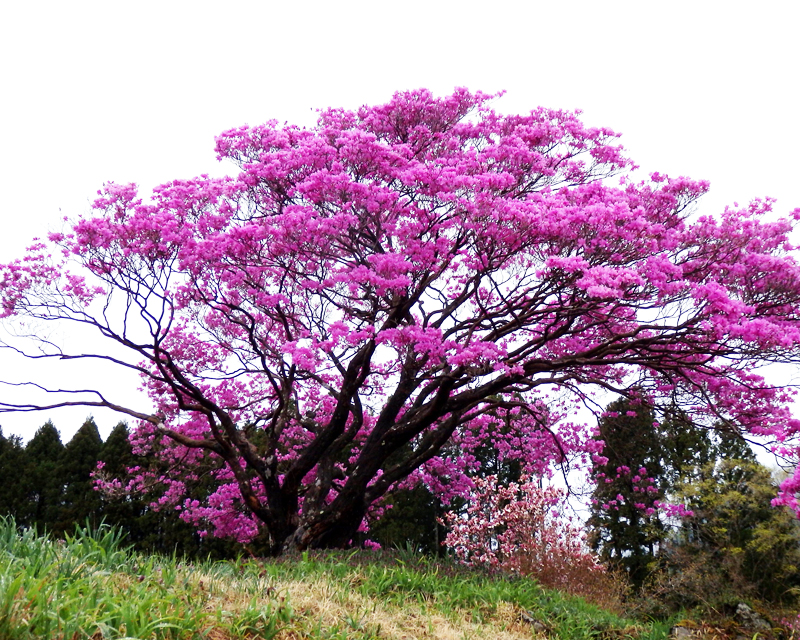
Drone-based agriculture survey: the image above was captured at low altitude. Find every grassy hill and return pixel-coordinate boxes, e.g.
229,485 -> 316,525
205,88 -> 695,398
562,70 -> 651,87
0,518 -> 783,639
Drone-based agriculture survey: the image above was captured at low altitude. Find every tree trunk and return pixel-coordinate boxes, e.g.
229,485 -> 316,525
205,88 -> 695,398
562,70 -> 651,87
280,501 -> 368,553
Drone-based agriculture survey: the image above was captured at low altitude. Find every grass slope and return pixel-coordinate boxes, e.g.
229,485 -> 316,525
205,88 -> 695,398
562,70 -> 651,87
0,518 -> 672,639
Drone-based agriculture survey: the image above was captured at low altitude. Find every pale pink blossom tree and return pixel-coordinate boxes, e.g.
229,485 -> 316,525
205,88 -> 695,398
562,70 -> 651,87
443,476 -> 630,606
442,475 -> 601,575
2,88 -> 800,554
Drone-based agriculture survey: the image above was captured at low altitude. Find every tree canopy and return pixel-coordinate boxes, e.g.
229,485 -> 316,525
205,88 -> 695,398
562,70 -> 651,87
2,88 -> 800,554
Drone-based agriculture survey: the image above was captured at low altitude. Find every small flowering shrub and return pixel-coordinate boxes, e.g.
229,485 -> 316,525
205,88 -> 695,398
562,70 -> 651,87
443,475 -> 628,609
780,614 -> 800,637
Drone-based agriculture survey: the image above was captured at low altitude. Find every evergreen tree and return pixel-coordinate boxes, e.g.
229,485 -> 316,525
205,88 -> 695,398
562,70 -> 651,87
52,417 -> 103,536
0,427 -> 27,519
22,421 -> 65,532
658,406 -> 716,488
365,484 -> 445,555
96,421 -> 141,540
98,422 -> 135,479
587,397 -> 716,588
587,398 -> 665,587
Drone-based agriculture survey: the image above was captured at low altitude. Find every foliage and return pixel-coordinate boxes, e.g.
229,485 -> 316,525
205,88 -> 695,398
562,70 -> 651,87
669,456 -> 800,606
658,407 -> 716,489
588,398 -> 664,587
51,416 -> 103,536
21,421 -> 65,531
631,449 -> 800,619
0,428 -> 26,519
3,88 -> 800,553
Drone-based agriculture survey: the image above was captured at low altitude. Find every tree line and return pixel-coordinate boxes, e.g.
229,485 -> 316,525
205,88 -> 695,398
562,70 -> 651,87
0,419 -> 240,558
0,417 -> 449,558
589,397 -> 800,609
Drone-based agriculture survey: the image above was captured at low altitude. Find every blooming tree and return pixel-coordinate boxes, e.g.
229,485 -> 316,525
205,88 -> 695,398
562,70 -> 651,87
2,88 -> 800,554
442,476 -> 603,584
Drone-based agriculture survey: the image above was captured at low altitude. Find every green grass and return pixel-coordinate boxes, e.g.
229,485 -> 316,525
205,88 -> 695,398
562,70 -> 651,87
0,517 -> 673,639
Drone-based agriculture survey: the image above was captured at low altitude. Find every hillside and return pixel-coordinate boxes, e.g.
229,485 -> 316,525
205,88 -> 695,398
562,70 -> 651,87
2,519 -> 795,640
0,518 -> 671,640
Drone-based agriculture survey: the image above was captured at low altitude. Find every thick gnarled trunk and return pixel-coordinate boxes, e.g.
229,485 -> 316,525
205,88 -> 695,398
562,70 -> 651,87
277,503 -> 368,554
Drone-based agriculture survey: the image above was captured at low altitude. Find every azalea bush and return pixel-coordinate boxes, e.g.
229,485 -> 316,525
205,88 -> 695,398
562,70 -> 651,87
443,475 -> 627,608
2,88 -> 800,553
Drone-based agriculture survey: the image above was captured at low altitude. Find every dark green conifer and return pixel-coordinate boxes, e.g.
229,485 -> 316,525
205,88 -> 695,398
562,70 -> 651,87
587,397 -> 716,589
23,421 -> 65,532
53,417 -> 103,536
0,427 -> 27,519
95,422 -> 140,538
98,421 -> 135,479
587,398 -> 665,588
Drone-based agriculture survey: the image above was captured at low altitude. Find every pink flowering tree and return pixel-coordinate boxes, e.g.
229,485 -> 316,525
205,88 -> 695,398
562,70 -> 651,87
443,476 -> 631,607
442,476 -> 602,580
2,88 -> 800,554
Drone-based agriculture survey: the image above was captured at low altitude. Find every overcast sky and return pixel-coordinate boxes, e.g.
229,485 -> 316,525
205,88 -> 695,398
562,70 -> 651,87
1,0 -> 799,442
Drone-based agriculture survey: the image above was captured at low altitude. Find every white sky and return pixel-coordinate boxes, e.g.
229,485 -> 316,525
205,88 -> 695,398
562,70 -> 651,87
1,0 -> 799,442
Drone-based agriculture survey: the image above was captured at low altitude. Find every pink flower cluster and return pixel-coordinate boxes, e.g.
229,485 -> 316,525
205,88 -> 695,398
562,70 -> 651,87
593,465 -> 659,514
